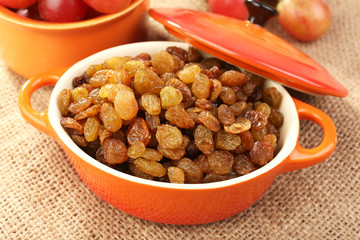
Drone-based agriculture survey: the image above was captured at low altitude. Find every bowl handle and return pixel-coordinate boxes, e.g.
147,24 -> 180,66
18,68 -> 67,140
280,98 -> 337,173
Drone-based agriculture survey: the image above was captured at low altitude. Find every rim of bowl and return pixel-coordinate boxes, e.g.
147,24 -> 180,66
0,0 -> 145,30
48,41 -> 299,190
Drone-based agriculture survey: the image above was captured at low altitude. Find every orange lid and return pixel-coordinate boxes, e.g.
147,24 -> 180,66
148,7 -> 348,97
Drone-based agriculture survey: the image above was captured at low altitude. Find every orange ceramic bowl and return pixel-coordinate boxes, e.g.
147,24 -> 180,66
0,0 -> 149,78
18,41 -> 337,225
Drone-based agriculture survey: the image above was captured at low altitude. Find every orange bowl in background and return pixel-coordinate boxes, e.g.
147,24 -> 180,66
0,0 -> 149,78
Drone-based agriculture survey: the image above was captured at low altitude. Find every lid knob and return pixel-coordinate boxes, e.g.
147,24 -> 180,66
245,0 -> 278,27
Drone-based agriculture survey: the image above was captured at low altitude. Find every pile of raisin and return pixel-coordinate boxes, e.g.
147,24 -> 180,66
58,46 -> 284,184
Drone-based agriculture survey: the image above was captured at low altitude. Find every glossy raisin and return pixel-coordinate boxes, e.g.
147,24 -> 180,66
165,104 -> 195,129
220,70 -> 248,87
215,130 -> 241,151
58,89 -> 71,116
114,89 -> 138,120
194,124 -> 214,154
134,158 -> 167,177
126,117 -> 151,146
103,138 -> 128,164
207,150 -> 234,175
160,86 -> 183,109
167,166 -> 185,184
156,124 -> 183,149
192,73 -> 211,99
233,154 -> 257,175
198,110 -> 221,132
250,140 -> 274,166
176,158 -> 203,183
151,50 -> 175,75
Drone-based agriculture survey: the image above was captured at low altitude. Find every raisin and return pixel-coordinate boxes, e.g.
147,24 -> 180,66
126,117 -> 151,146
134,158 -> 167,177
207,150 -> 234,175
167,166 -> 185,184
139,93 -> 162,115
86,64 -> 107,78
156,124 -> 183,149
134,68 -> 165,95
193,154 -> 212,174
100,102 -> 122,132
114,89 -> 138,120
209,79 -> 222,102
74,104 -> 101,120
250,140 -> 274,166
104,56 -> 129,70
220,70 -> 248,87
202,173 -> 228,183
194,124 -> 214,154
215,130 -> 241,151
230,101 -> 247,116
127,141 -> 146,159
98,126 -> 112,145
70,134 -> 88,148
251,126 -> 268,142
124,60 -> 145,77
166,46 -> 188,62
103,138 -> 128,164
195,98 -> 213,109
263,87 -> 282,109
140,148 -> 163,161
88,88 -> 106,105
165,104 -> 195,129
72,75 -> 87,88
58,89 -> 71,116
255,102 -> 271,119
188,46 -> 202,62
244,110 -> 268,130
157,144 -> 186,160
217,104 -> 235,125
68,97 -> 92,114
71,87 -> 89,103
84,116 -> 101,142
160,86 -> 183,109
176,64 -> 202,84
192,73 -> 211,99
233,154 -> 257,175
198,110 -> 221,132
145,112 -> 160,132
172,55 -> 186,72
242,79 -> 257,96
60,117 -> 84,135
220,87 -> 236,105
128,160 -> 154,180
151,50 -> 175,75
165,78 -> 193,107
201,57 -> 222,69
268,108 -> 284,127
224,117 -> 251,134
262,134 -> 277,151
176,158 -> 203,183
107,83 -> 132,102
239,130 -> 254,151
134,52 -> 151,62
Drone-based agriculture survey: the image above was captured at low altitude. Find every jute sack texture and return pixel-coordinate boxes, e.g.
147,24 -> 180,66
0,0 -> 359,239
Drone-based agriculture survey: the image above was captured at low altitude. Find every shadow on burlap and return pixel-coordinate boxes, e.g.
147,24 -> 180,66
0,0 -> 359,239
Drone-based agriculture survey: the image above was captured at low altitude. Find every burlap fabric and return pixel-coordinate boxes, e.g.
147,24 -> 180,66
1,0 -> 359,239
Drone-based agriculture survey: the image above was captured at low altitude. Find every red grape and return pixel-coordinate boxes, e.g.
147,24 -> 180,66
0,0 -> 37,9
38,0 -> 88,22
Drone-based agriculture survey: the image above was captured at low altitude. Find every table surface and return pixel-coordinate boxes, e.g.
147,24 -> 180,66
1,0 -> 359,239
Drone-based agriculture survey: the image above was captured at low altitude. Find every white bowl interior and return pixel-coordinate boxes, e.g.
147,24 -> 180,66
48,41 -> 299,190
